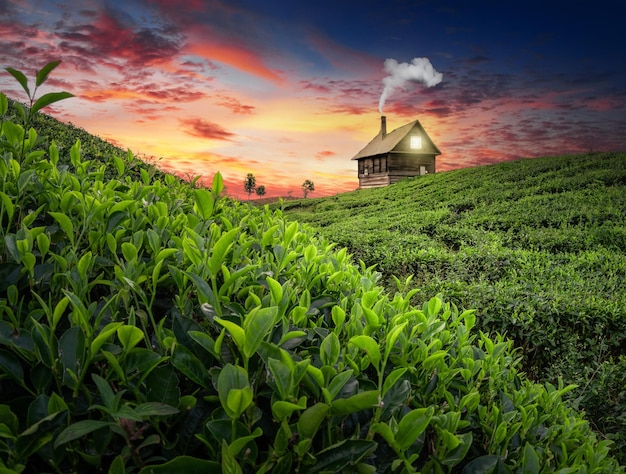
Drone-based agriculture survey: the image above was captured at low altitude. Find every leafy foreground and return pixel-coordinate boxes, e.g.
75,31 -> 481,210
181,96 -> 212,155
0,100 -> 624,472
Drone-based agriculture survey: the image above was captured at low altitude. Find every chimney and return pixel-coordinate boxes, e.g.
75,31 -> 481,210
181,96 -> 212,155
380,115 -> 387,138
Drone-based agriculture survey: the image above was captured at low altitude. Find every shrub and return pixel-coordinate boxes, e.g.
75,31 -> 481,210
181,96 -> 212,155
0,64 -> 622,473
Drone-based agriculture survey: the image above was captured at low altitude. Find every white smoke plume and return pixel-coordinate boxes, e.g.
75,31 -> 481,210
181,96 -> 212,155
378,57 -> 443,113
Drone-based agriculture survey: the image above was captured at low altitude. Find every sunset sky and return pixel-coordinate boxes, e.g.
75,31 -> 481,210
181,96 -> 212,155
1,0 -> 625,199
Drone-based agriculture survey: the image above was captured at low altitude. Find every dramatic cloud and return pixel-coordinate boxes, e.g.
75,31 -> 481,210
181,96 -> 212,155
215,95 -> 256,114
179,118 -> 235,141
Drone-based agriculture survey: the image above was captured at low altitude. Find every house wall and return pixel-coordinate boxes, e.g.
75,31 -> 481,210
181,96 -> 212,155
358,172 -> 390,188
357,155 -> 391,188
388,153 -> 436,175
356,153 -> 436,188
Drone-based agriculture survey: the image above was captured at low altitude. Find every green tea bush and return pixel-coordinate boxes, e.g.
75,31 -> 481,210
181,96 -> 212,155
0,64 -> 623,473
282,151 -> 626,464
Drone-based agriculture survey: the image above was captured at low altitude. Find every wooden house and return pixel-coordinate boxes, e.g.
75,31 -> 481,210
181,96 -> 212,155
352,116 -> 441,189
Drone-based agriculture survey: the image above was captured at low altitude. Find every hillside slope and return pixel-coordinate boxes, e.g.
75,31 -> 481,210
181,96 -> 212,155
281,152 -> 626,458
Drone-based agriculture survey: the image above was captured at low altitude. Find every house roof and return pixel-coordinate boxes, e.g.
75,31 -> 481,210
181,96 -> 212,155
351,119 -> 441,160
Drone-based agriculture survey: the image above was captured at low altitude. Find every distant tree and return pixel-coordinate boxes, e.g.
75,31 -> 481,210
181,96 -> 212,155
301,179 -> 315,198
255,185 -> 266,197
244,173 -> 256,200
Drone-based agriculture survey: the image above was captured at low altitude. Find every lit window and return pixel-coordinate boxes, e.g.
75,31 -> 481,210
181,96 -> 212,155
410,135 -> 422,149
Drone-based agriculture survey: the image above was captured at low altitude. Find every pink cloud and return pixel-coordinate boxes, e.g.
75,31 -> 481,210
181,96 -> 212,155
215,95 -> 256,114
178,118 -> 236,141
315,150 -> 336,161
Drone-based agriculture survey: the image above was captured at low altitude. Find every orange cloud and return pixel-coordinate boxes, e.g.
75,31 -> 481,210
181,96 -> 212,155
315,150 -> 336,161
187,41 -> 284,84
178,117 -> 236,141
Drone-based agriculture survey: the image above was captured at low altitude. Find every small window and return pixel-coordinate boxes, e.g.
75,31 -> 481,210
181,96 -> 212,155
410,135 -> 422,149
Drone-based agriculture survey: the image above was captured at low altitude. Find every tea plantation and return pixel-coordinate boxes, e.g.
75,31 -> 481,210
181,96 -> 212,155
281,151 -> 626,465
0,64 -> 623,472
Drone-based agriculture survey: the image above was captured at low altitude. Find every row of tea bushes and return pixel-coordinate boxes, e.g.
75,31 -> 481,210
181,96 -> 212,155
280,152 -> 626,462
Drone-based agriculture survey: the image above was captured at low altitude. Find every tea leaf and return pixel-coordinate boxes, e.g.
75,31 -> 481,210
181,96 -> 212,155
221,439 -> 243,474
0,191 -> 14,225
228,426 -> 262,456
214,317 -> 245,353
31,91 -> 74,116
54,420 -> 111,448
0,91 -> 7,114
283,221 -> 298,247
47,392 -> 69,414
427,297 -> 442,318
277,330 -> 307,347
266,276 -> 283,305
441,432 -> 473,468
320,332 -> 340,367
117,325 -> 144,352
327,370 -> 354,401
331,390 -> 379,415
171,344 -> 210,390
90,322 -> 124,358
209,227 -> 239,275
217,364 -> 250,419
188,331 -> 219,359
382,367 -> 407,398
395,406 -> 434,450
194,189 -> 215,219
49,211 -> 74,246
51,295 -> 70,330
185,271 -> 216,306
272,396 -> 306,420
211,171 -> 224,199
144,365 -> 181,406
384,321 -> 407,361
331,305 -> 346,328
62,290 -> 89,332
261,225 -> 279,247
522,443 -> 540,474
297,402 -> 329,439
5,67 -> 30,97
113,155 -> 125,177
243,306 -> 278,359
268,357 -> 292,400
133,402 -> 179,418
36,232 -> 50,258
35,60 -> 61,87
121,242 -> 138,263
92,373 -> 120,413
226,388 -> 253,419
361,290 -> 379,310
349,335 -> 381,370
58,326 -> 86,388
